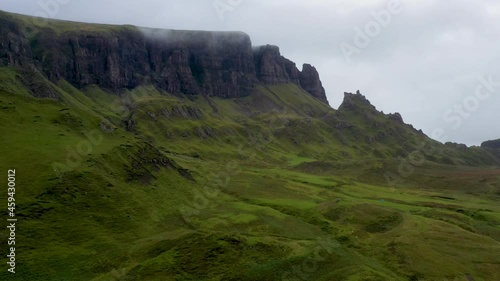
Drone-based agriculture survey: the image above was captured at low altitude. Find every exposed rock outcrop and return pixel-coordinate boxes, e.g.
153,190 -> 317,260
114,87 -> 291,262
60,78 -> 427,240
253,45 -> 328,104
338,91 -> 377,112
0,13 -> 31,66
299,64 -> 328,104
253,45 -> 300,85
0,10 -> 330,104
387,112 -> 404,123
481,139 -> 500,149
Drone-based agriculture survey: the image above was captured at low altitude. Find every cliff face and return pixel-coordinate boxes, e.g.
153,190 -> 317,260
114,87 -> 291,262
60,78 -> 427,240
299,64 -> 328,104
481,139 -> 500,149
338,91 -> 377,112
0,11 -> 329,103
30,28 -> 258,98
253,45 -> 329,104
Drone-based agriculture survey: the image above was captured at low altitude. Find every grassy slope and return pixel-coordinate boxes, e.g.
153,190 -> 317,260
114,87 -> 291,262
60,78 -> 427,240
0,63 -> 499,281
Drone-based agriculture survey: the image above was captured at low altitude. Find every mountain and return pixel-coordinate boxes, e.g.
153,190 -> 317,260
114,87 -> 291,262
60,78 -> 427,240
0,10 -> 499,281
0,10 -> 327,103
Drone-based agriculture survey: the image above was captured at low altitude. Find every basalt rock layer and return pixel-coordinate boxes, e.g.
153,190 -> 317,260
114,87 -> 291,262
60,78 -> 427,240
0,10 -> 329,103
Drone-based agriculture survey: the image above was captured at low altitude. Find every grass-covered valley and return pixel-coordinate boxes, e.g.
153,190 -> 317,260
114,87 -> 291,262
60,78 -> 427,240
0,10 -> 499,281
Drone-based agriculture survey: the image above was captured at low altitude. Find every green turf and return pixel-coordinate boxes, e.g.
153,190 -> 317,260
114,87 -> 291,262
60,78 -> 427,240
0,16 -> 499,280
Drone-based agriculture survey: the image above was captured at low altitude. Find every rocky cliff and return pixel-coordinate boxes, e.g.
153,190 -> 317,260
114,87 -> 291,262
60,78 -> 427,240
299,64 -> 328,104
253,45 -> 329,104
253,45 -> 300,85
481,139 -> 500,149
0,10 -> 329,103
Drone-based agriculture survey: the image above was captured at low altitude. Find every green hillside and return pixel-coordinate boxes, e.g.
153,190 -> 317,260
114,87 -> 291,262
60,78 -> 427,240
0,10 -> 499,281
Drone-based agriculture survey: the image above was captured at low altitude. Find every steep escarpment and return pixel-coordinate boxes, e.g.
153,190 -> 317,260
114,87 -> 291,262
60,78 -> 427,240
31,28 -> 258,98
299,63 -> 328,104
253,45 -> 300,85
2,10 -> 500,281
0,10 -> 328,103
0,13 -> 32,65
482,139 -> 500,149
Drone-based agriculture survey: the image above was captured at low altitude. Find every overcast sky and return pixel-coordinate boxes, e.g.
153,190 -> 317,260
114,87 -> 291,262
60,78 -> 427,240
1,0 -> 499,145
